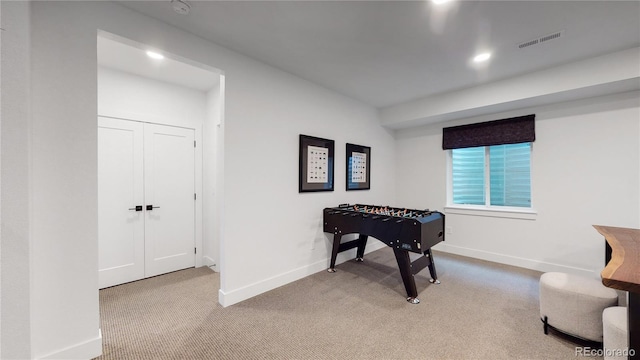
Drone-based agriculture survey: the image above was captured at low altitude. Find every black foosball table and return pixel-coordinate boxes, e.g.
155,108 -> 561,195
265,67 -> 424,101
323,204 -> 445,304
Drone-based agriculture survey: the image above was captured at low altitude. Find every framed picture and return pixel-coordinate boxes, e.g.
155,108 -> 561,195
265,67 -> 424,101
346,143 -> 371,191
299,134 -> 334,192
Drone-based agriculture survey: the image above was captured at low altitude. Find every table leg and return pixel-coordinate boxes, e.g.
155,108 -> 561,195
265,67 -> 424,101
629,292 -> 639,359
393,248 -> 419,304
328,233 -> 342,273
425,249 -> 440,284
355,234 -> 368,262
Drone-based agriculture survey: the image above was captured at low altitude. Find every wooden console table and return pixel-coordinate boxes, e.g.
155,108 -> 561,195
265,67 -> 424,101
594,225 -> 640,359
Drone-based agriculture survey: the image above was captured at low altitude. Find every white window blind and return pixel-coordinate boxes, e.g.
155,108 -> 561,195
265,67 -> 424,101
489,143 -> 531,207
452,143 -> 531,208
452,146 -> 485,205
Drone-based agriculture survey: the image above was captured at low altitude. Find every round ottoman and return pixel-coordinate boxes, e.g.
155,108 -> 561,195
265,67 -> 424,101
603,306 -> 628,360
539,272 -> 618,342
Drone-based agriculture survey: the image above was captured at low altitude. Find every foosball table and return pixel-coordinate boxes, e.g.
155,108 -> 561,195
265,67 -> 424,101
323,204 -> 445,304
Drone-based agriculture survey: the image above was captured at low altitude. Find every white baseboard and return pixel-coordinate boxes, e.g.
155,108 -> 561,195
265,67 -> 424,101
202,255 -> 217,270
218,260 -> 327,307
434,243 -> 597,278
218,240 -> 598,307
38,329 -> 102,360
219,242 -> 387,307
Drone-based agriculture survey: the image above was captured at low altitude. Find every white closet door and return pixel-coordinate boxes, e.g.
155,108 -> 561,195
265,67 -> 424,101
144,123 -> 196,277
98,117 -> 145,289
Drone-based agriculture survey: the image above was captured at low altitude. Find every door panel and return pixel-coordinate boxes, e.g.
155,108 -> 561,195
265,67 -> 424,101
98,117 -> 145,288
98,119 -> 196,288
144,123 -> 196,277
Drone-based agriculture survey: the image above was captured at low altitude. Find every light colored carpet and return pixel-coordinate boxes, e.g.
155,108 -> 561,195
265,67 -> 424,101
96,249 -> 601,359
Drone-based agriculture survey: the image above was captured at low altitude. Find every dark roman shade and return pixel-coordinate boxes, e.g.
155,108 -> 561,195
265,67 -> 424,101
442,114 -> 535,150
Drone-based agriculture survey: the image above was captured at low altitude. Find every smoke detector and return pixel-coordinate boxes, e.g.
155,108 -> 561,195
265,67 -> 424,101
171,0 -> 191,15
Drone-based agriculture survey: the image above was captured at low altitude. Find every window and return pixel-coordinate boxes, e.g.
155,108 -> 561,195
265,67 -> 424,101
451,143 -> 531,208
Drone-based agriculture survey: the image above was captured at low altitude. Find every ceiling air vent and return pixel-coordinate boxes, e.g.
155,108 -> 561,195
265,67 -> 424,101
518,30 -> 564,49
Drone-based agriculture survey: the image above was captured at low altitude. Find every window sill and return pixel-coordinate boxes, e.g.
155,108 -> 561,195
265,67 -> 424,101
444,205 -> 537,220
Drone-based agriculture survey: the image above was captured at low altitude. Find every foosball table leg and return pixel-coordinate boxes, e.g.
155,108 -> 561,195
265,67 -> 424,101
328,233 -> 342,273
426,249 -> 440,284
393,248 -> 420,304
355,234 -> 368,262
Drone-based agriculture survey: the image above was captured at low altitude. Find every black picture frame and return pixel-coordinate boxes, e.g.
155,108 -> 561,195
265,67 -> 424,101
299,134 -> 334,192
346,143 -> 371,191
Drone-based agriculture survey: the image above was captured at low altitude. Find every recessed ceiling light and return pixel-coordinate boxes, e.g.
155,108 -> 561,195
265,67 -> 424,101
146,51 -> 164,60
473,52 -> 491,63
432,0 -> 451,4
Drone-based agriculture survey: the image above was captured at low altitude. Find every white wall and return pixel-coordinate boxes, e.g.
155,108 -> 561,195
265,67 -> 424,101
1,1 -> 32,359
220,64 -> 395,304
29,2 -> 102,357
395,91 -> 640,277
203,83 -> 223,270
8,2 -> 395,358
98,66 -> 207,128
1,4 -> 2,355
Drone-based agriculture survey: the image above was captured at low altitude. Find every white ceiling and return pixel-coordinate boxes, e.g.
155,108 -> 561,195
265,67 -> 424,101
116,0 -> 640,108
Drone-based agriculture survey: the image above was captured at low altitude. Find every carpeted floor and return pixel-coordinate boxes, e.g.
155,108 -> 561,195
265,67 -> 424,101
96,249 -> 600,359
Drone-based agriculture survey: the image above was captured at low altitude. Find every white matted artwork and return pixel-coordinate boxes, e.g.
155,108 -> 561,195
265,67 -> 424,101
350,152 -> 367,183
346,143 -> 371,191
299,135 -> 334,192
307,145 -> 329,183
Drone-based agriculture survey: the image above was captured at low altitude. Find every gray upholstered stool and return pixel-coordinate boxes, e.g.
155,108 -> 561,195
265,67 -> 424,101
539,272 -> 618,342
603,306 -> 628,360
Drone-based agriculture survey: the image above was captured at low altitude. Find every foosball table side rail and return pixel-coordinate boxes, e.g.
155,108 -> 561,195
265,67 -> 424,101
323,207 -> 445,254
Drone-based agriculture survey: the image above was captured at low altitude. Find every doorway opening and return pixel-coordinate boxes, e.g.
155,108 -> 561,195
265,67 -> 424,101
96,31 -> 224,293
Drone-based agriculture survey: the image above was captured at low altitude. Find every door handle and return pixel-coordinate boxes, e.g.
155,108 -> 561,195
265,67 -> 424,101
128,205 -> 143,211
146,205 -> 161,211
